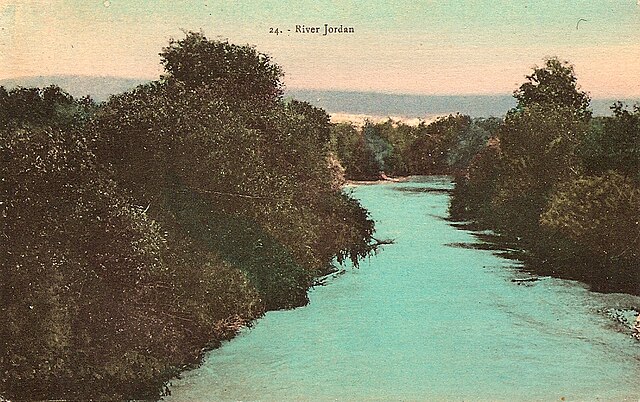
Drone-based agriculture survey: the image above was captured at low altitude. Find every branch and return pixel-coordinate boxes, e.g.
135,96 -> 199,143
371,237 -> 395,246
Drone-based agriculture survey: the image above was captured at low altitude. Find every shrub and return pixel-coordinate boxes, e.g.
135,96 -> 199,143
541,172 -> 640,263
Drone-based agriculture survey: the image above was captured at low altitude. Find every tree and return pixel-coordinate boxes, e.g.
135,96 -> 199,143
406,114 -> 471,174
379,121 -> 417,176
0,85 -> 96,128
160,31 -> 283,106
330,122 -> 380,180
362,121 -> 393,172
446,117 -> 497,171
3,33 -> 377,401
492,104 -> 587,234
541,172 -> 640,263
95,31 -> 376,296
1,124 -> 161,397
514,57 -> 591,119
488,58 -> 591,235
449,57 -> 639,295
449,137 -> 503,221
580,102 -> 640,180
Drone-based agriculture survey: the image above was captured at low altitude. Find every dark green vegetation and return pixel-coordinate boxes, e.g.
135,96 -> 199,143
331,114 -> 500,180
450,58 -> 640,295
1,33 -> 374,400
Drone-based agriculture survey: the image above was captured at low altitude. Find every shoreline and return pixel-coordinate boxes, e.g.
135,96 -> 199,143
345,175 -> 411,186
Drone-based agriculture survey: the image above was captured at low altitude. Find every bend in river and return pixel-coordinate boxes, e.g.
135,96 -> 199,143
166,176 -> 640,401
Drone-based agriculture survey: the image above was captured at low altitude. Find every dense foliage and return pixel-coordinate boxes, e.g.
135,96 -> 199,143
1,32 -> 375,400
450,57 -> 640,294
331,115 -> 498,180
580,103 -> 640,180
541,172 -> 640,263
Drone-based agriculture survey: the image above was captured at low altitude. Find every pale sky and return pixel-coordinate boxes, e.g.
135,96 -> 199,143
1,0 -> 639,98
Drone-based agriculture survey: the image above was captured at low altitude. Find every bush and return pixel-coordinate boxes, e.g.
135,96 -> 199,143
449,138 -> 503,221
541,172 -> 640,263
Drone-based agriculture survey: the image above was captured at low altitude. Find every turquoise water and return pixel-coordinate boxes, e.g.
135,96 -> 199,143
166,177 -> 640,401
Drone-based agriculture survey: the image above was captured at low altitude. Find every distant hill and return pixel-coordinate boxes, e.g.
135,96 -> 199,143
288,89 -> 640,118
0,75 -> 149,102
287,89 -> 516,118
1,76 -> 636,116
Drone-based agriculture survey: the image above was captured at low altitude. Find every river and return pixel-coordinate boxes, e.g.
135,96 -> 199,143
166,176 -> 640,401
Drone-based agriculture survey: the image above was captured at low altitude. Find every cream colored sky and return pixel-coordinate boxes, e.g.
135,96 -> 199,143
1,0 -> 639,98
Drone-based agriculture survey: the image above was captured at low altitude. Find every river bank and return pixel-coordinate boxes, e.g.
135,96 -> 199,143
345,174 -> 411,186
449,217 -> 640,339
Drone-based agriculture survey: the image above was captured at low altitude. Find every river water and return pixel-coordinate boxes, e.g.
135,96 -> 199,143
166,177 -> 640,401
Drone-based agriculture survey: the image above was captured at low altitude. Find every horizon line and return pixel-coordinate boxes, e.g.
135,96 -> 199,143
1,74 -> 639,101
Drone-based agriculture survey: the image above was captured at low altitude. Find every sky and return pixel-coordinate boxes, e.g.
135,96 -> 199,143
1,0 -> 639,98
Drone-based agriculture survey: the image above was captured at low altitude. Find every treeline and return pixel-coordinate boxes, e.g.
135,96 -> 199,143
330,114 -> 500,180
451,58 -> 640,294
1,33 -> 375,400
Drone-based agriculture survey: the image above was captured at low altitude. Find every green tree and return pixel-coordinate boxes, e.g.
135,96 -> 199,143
330,122 -> 380,180
2,124 -> 157,397
3,32 -> 376,400
514,57 -> 591,119
160,31 -> 283,107
491,59 -> 590,235
0,85 -> 96,128
449,58 -> 639,295
446,117 -> 497,171
362,121 -> 393,171
449,137 -> 503,220
492,104 -> 587,234
94,32 -> 375,300
541,172 -> 640,263
406,114 -> 471,174
580,103 -> 640,180
380,121 -> 417,175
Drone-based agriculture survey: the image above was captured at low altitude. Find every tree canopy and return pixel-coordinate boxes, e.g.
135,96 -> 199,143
160,31 -> 283,105
514,57 -> 591,119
